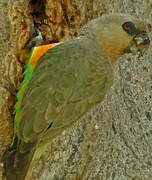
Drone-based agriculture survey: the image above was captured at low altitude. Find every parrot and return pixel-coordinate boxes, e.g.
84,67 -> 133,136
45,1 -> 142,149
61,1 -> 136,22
4,13 -> 150,180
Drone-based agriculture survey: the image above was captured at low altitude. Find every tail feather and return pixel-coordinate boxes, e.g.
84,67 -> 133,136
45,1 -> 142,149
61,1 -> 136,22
14,149 -> 35,180
4,140 -> 37,180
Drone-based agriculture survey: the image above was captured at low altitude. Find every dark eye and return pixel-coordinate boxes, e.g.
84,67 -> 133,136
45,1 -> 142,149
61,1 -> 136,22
122,21 -> 137,35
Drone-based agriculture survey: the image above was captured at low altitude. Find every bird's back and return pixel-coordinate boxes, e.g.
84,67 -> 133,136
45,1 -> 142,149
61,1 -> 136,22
18,36 -> 114,149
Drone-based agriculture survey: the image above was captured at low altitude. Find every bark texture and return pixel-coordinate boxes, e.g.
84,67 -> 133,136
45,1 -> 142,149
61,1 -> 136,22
0,0 -> 152,180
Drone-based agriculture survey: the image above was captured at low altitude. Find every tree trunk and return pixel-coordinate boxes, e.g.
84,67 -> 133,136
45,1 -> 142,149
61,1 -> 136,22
0,0 -> 152,179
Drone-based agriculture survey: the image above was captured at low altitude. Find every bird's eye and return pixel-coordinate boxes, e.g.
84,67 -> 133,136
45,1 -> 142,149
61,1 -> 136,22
122,21 -> 137,35
124,23 -> 131,30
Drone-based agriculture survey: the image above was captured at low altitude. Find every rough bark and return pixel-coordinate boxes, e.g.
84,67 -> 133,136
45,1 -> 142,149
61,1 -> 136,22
0,0 -> 152,179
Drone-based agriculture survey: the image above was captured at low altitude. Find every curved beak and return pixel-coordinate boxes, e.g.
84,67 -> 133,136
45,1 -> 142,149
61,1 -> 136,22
124,31 -> 150,56
134,31 -> 150,45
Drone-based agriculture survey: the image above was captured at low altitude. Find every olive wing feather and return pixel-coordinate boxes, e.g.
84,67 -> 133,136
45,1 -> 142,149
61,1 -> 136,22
18,37 -> 113,144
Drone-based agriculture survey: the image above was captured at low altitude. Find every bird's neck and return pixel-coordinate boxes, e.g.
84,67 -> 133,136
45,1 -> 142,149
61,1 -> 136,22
95,31 -> 130,63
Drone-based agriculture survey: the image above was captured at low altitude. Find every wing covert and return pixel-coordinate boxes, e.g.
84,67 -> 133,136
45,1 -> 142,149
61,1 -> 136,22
17,37 -> 114,144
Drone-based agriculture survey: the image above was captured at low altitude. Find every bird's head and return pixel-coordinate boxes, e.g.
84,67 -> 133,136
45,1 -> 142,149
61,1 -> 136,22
81,14 -> 150,62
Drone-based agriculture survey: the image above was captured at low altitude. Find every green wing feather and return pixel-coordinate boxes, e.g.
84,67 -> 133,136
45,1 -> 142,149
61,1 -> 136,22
13,48 -> 36,145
